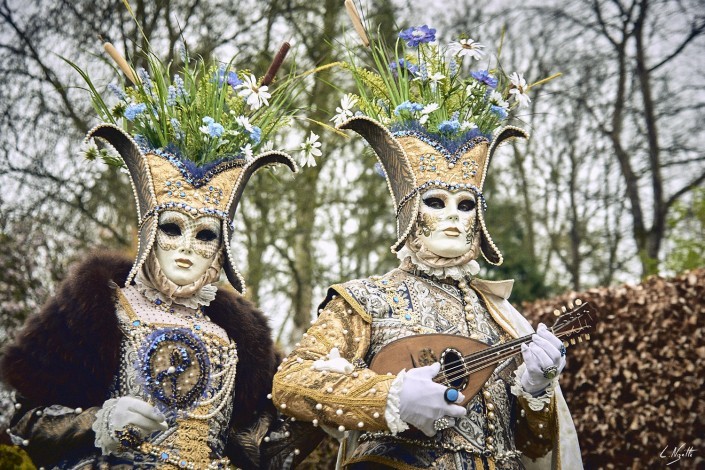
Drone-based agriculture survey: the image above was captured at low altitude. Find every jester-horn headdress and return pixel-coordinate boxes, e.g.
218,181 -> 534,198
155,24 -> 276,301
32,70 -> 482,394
87,124 -> 295,293
333,7 -> 550,265
339,117 -> 526,265
75,40 -> 299,293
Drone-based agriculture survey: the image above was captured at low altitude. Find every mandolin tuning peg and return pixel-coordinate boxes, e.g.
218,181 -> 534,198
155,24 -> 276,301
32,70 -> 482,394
568,301 -> 574,309
575,298 -> 583,306
554,309 -> 561,317
563,341 -> 569,348
570,338 -> 576,345
578,336 -> 583,343
585,333 -> 591,340
562,306 -> 567,313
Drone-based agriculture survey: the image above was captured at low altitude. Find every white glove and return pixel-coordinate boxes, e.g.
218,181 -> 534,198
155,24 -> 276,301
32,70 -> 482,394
398,363 -> 467,437
312,347 -> 354,374
520,323 -> 566,395
110,396 -> 168,435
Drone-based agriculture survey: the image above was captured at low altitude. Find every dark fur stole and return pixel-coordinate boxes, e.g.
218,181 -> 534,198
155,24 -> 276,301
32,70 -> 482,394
0,251 -> 278,428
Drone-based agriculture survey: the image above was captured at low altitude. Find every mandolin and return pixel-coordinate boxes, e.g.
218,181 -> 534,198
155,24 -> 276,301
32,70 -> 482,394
369,300 -> 597,406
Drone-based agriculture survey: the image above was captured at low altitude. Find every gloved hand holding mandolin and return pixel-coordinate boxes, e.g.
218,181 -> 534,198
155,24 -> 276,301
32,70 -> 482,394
399,363 -> 467,437
520,323 -> 567,395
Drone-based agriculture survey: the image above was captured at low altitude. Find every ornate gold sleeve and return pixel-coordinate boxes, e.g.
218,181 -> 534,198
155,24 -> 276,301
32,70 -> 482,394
514,394 -> 557,460
271,296 -> 394,432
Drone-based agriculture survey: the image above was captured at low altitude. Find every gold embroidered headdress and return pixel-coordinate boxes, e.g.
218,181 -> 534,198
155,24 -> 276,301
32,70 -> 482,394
75,39 -> 299,293
333,5 -> 556,265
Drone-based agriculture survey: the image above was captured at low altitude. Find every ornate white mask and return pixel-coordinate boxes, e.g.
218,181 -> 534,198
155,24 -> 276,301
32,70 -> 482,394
417,188 -> 478,258
154,210 -> 222,286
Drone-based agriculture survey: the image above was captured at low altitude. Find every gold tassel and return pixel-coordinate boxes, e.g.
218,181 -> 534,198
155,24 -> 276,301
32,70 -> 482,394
344,0 -> 370,47
103,42 -> 138,85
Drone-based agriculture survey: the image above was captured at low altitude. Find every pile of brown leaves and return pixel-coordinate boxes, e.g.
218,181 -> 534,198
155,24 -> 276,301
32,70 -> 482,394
521,269 -> 705,468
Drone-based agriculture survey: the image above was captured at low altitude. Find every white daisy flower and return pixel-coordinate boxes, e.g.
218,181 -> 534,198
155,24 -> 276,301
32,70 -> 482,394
330,94 -> 358,127
240,143 -> 254,160
488,90 -> 509,109
235,115 -> 254,132
509,72 -> 531,108
447,39 -> 485,60
299,131 -> 322,168
419,103 -> 440,125
460,121 -> 478,131
236,74 -> 271,110
428,72 -> 446,92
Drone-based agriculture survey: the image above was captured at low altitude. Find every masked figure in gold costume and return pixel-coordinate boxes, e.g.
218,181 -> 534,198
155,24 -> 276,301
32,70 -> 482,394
271,18 -> 583,470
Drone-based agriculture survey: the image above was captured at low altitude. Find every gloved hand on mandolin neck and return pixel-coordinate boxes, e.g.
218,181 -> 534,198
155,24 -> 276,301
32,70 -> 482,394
520,323 -> 566,395
398,363 -> 467,437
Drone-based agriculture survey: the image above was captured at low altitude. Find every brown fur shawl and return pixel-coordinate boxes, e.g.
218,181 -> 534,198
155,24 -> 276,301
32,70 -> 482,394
0,251 -> 278,429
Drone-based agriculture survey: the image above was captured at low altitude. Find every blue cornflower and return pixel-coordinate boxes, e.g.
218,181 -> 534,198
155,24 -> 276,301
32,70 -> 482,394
200,116 -> 224,138
471,70 -> 498,89
249,126 -> 262,144
124,103 -> 147,121
394,100 -> 424,116
166,86 -> 177,106
438,119 -> 460,134
399,25 -> 436,47
490,105 -> 508,120
389,59 -> 419,78
108,83 -> 128,101
227,71 -> 242,90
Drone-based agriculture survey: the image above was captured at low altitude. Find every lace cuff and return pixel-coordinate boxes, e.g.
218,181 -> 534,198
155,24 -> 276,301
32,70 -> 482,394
510,364 -> 558,411
384,370 -> 410,435
92,398 -> 119,455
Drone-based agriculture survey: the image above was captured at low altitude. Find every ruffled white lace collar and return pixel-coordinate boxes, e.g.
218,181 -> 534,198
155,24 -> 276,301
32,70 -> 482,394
396,245 -> 480,281
134,274 -> 217,309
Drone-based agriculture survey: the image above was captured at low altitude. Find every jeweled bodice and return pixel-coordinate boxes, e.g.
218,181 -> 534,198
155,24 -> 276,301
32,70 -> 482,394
113,286 -> 238,468
340,268 -> 522,467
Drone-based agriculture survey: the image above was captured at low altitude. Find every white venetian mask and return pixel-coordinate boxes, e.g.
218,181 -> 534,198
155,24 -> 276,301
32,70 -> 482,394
416,188 -> 478,258
154,210 -> 222,286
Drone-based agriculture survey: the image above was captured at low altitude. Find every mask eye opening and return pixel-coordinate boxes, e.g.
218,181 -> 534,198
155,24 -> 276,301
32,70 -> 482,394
196,229 -> 219,242
458,198 -> 477,212
423,197 -> 445,209
158,222 -> 182,237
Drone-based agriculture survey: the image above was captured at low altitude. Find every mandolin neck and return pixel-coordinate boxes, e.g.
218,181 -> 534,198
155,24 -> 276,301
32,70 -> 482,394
432,328 -> 573,384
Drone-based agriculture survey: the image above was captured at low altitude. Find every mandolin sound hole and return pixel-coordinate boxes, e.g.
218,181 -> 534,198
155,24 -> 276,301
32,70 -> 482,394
440,348 -> 468,389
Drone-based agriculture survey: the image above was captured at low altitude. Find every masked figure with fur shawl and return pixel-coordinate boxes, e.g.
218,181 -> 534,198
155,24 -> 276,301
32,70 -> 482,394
0,39 -> 320,469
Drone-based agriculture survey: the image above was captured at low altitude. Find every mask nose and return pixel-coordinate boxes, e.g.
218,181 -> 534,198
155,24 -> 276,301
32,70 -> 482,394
447,213 -> 460,222
178,228 -> 195,253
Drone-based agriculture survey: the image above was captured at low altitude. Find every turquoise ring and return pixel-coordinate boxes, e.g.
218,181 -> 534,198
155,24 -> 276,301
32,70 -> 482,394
444,388 -> 460,404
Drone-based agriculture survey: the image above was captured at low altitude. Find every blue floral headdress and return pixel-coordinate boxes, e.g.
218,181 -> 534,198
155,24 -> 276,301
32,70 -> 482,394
67,32 -> 301,293
333,1 -> 558,264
